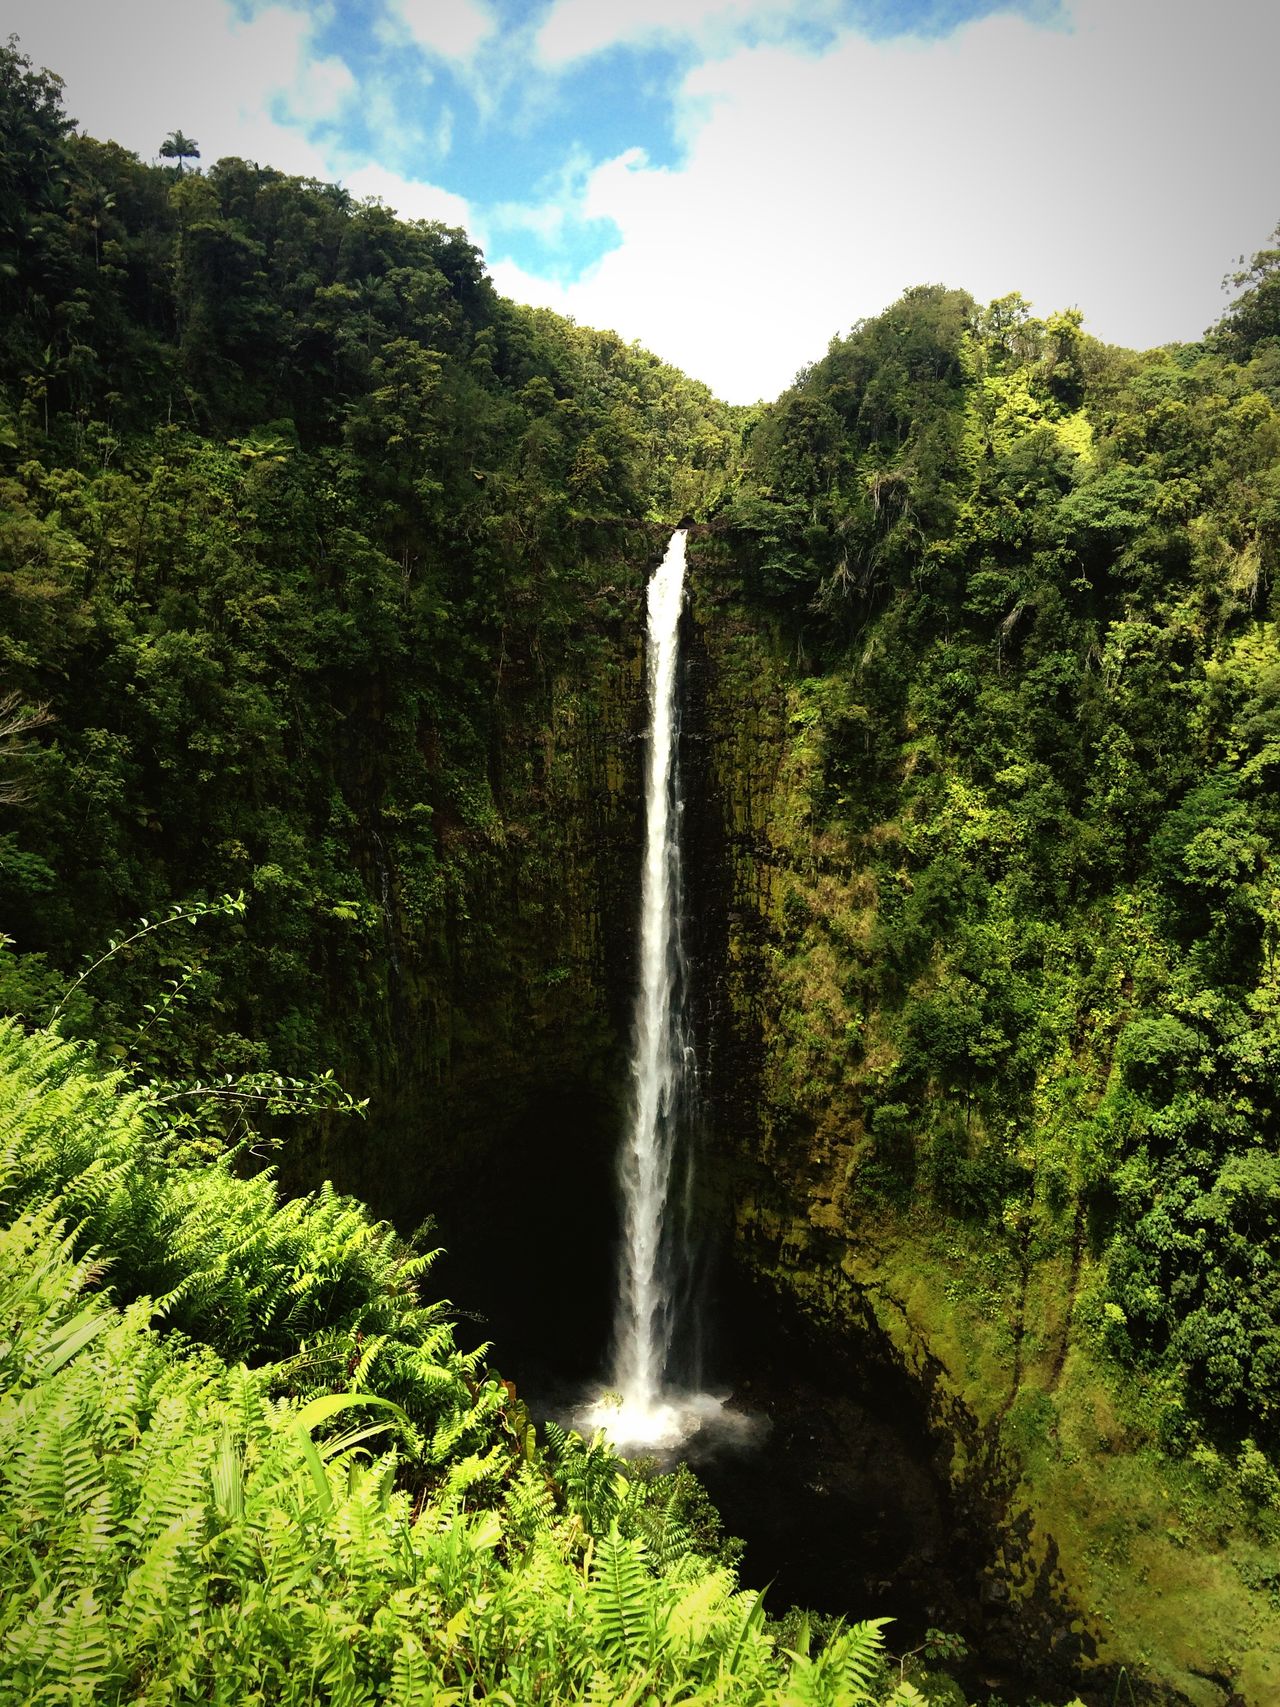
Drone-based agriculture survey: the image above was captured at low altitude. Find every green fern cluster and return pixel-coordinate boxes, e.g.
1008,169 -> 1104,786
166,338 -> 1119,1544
0,1020 -> 498,1459
0,1023 -> 933,1704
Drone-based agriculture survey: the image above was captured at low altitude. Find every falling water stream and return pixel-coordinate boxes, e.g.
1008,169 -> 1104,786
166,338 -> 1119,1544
612,525 -> 691,1411
580,528 -> 736,1451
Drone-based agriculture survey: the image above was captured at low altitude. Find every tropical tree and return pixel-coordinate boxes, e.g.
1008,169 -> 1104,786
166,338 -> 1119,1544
159,128 -> 199,173
1214,219 -> 1280,359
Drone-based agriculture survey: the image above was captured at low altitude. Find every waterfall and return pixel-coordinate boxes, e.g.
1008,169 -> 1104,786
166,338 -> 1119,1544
577,527 -> 753,1456
614,526 -> 692,1413
582,527 -> 703,1449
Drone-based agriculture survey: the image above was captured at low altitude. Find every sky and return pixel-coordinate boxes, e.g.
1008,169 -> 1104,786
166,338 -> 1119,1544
8,0 -> 1280,403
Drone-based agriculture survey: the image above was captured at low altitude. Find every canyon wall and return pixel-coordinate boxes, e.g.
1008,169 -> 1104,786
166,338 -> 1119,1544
683,533 -> 1279,1707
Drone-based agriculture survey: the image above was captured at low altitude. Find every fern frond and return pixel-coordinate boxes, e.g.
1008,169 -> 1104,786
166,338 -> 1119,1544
722,1588 -> 769,1681
884,1683 -> 930,1707
19,1403 -> 104,1519
126,1406 -> 211,1548
387,1633 -> 446,1706
666,1566 -> 732,1646
42,1583 -> 114,1698
588,1525 -> 653,1665
119,1514 -> 199,1645
504,1461 -> 557,1542
828,1617 -> 891,1699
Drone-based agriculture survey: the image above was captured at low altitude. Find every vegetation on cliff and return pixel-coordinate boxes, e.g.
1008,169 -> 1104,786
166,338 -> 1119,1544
720,255 -> 1280,1456
0,37 -> 735,1114
705,238 -> 1280,1700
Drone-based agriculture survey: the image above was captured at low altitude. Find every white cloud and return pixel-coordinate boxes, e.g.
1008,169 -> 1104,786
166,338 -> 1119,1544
499,0 -> 1280,401
281,46 -> 357,125
387,0 -> 495,61
6,0 -> 351,176
485,144 -> 597,255
489,202 -> 570,244
341,162 -> 474,230
489,257 -> 574,311
535,0 -> 840,66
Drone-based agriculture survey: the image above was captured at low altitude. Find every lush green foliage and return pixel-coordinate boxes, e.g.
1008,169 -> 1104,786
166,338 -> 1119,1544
0,1017 -> 493,1454
721,264 -> 1280,1458
0,37 -> 736,1119
0,1020 -> 940,1705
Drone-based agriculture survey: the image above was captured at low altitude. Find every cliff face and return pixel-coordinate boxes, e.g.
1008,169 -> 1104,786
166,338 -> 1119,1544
683,536 -> 1280,1707
274,530 -> 668,1377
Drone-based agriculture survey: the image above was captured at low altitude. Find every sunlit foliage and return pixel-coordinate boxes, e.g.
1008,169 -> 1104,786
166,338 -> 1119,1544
725,257 -> 1280,1455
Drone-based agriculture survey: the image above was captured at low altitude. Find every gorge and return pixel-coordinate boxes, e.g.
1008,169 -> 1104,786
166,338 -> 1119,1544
2,38 -> 1280,1707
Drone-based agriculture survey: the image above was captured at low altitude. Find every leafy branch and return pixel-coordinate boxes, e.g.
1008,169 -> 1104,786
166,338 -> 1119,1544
149,1068 -> 367,1119
0,688 -> 51,805
48,893 -> 246,1024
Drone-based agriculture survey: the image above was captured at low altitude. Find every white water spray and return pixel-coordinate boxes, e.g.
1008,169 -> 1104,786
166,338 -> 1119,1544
581,528 -> 709,1451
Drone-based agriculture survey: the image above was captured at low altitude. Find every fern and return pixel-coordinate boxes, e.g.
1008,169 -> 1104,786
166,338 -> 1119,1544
118,1514 -> 200,1646
722,1588 -> 771,1683
548,1422 -> 626,1534
633,1479 -> 696,1571
65,1487 -> 118,1580
0,1022 -> 496,1462
504,1460 -> 557,1542
387,1633 -> 446,1705
588,1524 -> 655,1666
828,1618 -> 893,1700
125,1399 -> 213,1547
0,1021 -> 918,1707
38,1584 -> 114,1700
884,1684 -> 930,1707
14,1402 -> 104,1520
781,1618 -> 892,1707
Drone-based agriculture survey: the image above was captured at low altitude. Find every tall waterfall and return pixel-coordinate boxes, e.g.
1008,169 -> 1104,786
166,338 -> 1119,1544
615,526 -> 692,1412
583,527 -> 701,1449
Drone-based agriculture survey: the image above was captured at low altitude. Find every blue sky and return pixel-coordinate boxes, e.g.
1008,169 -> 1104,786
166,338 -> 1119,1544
11,0 -> 1280,401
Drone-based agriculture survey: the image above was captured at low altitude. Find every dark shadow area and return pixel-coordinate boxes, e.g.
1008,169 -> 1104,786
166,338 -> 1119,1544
688,1266 -> 1112,1706
704,1267 -> 978,1627
429,1079 -> 622,1382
